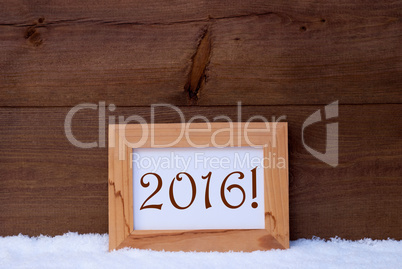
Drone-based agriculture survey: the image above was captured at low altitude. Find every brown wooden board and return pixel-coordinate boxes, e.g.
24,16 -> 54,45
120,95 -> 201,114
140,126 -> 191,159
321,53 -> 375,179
0,0 -> 401,106
1,105 -> 401,239
2,1 -> 400,27
0,0 -> 401,243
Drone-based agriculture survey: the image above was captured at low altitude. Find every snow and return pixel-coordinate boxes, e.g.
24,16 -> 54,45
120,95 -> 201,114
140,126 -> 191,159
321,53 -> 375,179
0,233 -> 401,269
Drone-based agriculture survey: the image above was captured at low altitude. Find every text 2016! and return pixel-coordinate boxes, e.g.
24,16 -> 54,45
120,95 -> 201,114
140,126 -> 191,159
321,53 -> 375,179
139,167 -> 259,210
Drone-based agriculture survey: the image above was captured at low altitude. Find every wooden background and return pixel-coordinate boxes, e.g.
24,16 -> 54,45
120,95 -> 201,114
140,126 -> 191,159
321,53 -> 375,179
1,0 -> 401,240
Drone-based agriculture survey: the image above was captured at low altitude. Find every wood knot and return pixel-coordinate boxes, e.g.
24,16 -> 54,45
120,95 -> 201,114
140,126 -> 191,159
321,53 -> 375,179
265,211 -> 277,230
184,25 -> 212,105
24,18 -> 44,47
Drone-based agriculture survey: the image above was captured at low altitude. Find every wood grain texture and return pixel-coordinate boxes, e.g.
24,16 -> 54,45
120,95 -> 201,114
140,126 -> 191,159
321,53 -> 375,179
0,0 -> 401,106
121,230 -> 285,252
1,0 -> 401,242
1,105 -> 401,240
1,0 -> 400,26
109,123 -> 289,251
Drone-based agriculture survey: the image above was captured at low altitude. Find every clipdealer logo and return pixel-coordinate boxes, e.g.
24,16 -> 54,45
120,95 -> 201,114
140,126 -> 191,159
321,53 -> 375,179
64,102 -> 286,149
302,101 -> 339,167
64,101 -> 339,167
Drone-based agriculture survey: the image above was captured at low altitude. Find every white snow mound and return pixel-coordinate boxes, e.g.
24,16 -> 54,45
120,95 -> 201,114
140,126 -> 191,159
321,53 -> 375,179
0,233 -> 401,269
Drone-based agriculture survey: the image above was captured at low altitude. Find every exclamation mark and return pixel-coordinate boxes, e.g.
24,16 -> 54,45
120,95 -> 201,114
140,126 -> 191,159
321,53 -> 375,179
251,167 -> 258,208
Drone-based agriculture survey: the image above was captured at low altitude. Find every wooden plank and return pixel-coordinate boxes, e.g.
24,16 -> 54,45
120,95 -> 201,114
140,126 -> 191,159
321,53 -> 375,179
0,0 -> 208,25
107,125 -> 117,250
201,12 -> 402,106
1,0 -> 399,25
0,0 -> 401,106
0,23 -> 201,106
0,105 -> 401,240
121,230 -> 285,252
265,124 -> 289,248
121,122 -> 281,148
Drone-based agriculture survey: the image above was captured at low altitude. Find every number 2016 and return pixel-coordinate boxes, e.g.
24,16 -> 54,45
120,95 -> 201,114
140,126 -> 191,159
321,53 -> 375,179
139,167 -> 259,210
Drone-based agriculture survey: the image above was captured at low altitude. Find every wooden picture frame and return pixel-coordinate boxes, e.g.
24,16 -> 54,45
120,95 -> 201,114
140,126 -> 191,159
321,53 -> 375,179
108,122 -> 289,251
